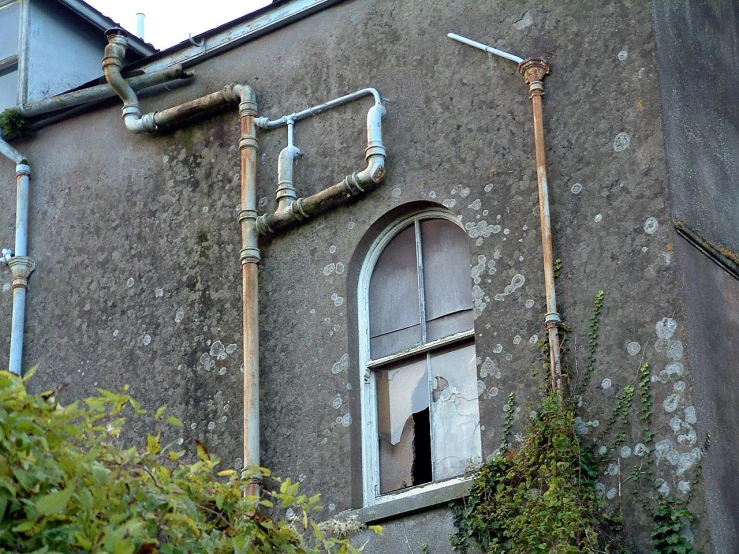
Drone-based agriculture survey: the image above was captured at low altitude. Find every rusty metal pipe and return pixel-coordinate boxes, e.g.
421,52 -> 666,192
449,31 -> 562,395
236,88 -> 261,477
102,29 -> 264,483
518,58 -> 562,394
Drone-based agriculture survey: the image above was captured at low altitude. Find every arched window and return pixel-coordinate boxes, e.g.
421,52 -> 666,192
359,209 -> 481,505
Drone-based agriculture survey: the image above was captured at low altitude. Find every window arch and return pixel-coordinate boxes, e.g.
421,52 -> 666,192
358,209 -> 481,506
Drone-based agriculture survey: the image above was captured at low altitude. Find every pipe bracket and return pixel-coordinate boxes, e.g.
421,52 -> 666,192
8,256 -> 36,290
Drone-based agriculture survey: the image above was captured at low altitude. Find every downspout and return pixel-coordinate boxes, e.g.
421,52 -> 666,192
448,33 -> 562,395
102,29 -> 262,480
0,137 -> 35,376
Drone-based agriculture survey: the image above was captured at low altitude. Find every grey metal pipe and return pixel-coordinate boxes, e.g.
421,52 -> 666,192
256,102 -> 386,234
255,88 -> 382,129
16,65 -> 191,119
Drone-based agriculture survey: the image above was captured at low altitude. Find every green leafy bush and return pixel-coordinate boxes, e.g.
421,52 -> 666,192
0,369 -> 376,553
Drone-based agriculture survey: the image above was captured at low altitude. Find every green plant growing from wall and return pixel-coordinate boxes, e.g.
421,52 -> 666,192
0,369 -> 378,553
451,291 -> 707,553
0,109 -> 32,140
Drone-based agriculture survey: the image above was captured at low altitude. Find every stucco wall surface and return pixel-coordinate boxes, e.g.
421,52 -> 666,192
0,0 -> 714,550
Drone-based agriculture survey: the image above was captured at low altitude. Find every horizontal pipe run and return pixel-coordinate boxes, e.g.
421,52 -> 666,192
16,65 -> 192,119
256,88 -> 381,129
256,164 -> 383,235
153,85 -> 238,128
447,33 -> 523,65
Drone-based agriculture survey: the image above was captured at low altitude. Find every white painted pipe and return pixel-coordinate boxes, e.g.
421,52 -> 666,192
136,13 -> 145,40
447,33 -> 523,65
15,165 -> 30,257
9,286 -> 26,375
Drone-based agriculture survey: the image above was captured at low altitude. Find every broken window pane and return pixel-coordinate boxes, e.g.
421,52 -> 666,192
429,342 -> 481,481
369,224 -> 421,357
377,356 -> 430,494
420,219 -> 474,341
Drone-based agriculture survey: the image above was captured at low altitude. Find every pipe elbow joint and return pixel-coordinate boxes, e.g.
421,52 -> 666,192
359,154 -> 386,185
123,109 -> 157,133
228,84 -> 257,116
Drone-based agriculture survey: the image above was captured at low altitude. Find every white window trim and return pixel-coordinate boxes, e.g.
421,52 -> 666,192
358,208 -> 476,507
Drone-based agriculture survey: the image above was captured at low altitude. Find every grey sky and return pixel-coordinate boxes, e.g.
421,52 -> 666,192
86,1 -> 271,50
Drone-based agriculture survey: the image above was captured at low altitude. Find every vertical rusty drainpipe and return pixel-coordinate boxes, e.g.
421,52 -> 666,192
237,88 -> 261,496
518,59 -> 562,395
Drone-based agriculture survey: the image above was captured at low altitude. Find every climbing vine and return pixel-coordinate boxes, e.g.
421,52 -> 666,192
451,291 -> 707,553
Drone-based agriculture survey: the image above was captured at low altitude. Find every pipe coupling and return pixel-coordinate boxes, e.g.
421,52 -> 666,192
289,198 -> 309,220
344,173 -> 365,195
15,164 -> 30,177
255,215 -> 273,235
544,311 -> 561,327
8,256 -> 35,290
238,208 -> 258,224
518,58 -> 550,85
239,136 -> 259,151
254,116 -> 271,129
240,247 -> 261,265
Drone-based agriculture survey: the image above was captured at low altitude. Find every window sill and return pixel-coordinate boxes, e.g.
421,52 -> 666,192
349,479 -> 473,524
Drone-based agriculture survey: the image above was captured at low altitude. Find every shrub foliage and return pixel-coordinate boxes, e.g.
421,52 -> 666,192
0,369 -> 374,553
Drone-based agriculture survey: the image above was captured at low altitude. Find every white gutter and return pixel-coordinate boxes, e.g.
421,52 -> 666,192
132,0 -> 344,73
0,137 -> 35,376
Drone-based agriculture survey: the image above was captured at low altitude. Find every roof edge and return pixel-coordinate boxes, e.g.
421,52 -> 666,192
55,0 -> 157,56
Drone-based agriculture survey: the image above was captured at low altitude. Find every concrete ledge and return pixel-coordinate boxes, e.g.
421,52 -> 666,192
349,480 -> 473,524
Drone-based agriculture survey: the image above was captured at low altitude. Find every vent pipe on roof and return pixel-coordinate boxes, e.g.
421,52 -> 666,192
136,13 -> 145,40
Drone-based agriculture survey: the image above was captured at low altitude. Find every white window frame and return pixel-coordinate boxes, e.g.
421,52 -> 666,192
358,208 -> 479,507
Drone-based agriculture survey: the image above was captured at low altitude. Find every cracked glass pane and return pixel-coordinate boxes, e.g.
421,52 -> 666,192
369,224 -> 421,357
421,219 -> 474,341
377,356 -> 430,494
430,342 -> 481,480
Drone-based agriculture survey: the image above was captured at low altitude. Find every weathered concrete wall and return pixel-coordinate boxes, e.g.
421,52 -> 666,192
0,0 -> 717,550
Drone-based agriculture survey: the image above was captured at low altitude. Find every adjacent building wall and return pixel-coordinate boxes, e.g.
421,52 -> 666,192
654,2 -> 739,552
0,0 -> 722,550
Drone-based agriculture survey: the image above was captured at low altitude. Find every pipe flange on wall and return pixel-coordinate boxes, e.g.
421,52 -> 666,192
8,256 -> 35,290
